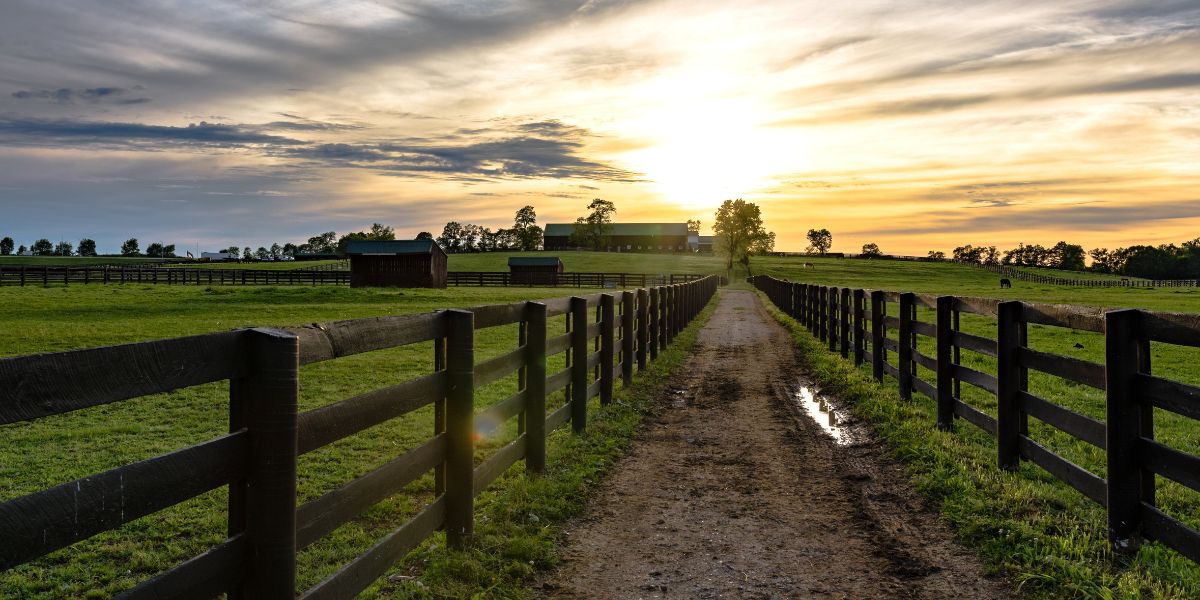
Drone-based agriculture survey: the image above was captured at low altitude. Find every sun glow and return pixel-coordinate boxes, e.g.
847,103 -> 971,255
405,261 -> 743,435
619,79 -> 805,212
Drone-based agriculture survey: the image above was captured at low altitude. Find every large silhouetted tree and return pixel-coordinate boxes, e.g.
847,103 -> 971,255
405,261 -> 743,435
713,198 -> 773,271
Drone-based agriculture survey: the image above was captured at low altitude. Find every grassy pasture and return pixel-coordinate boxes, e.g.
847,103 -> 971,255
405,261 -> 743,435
0,283 -> 707,597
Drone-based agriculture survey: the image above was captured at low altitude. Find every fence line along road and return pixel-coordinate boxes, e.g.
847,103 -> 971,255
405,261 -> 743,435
0,276 -> 720,599
750,275 -> 1200,567
0,265 -> 716,288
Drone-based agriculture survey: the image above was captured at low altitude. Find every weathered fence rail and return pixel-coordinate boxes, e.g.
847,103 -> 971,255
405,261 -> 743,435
750,275 -> 1200,565
0,266 -> 716,288
0,276 -> 719,598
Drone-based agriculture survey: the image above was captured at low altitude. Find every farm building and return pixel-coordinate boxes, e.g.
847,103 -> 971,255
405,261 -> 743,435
543,223 -> 690,252
508,256 -> 563,285
200,251 -> 236,261
698,236 -> 714,253
345,240 -> 447,288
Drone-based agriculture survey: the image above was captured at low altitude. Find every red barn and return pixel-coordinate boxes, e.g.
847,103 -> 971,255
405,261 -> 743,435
345,240 -> 447,288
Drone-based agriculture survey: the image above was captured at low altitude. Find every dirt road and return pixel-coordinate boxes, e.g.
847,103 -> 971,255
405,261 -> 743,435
539,290 -> 1012,599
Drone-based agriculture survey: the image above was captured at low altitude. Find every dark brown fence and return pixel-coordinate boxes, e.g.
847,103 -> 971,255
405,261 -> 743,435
750,275 -> 1200,565
0,276 -> 719,598
975,263 -> 1196,288
0,266 -> 717,288
446,271 -> 715,288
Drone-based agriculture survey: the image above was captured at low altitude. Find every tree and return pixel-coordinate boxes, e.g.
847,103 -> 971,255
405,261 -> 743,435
1047,241 -> 1085,271
17,245 -> 26,254
861,242 -> 883,257
438,222 -> 466,253
255,247 -> 270,260
243,247 -> 253,261
270,243 -> 282,259
54,241 -> 73,256
224,245 -> 241,256
687,219 -> 701,233
32,238 -> 54,255
0,237 -> 12,255
145,242 -> 164,257
368,222 -> 395,241
712,198 -> 773,271
121,238 -> 140,256
927,250 -> 946,260
982,246 -> 1000,265
415,231 -> 434,241
569,198 -> 616,251
78,238 -> 97,256
953,244 -> 983,263
282,243 -> 297,257
306,231 -> 337,254
806,229 -> 833,254
512,205 -> 543,251
162,244 -> 176,258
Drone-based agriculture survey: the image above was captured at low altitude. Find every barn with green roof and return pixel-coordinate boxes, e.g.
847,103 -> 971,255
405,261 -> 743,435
508,256 -> 564,285
345,240 -> 448,288
543,223 -> 690,252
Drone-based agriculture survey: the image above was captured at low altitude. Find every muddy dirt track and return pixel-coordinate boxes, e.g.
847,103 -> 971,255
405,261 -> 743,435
539,290 -> 1013,599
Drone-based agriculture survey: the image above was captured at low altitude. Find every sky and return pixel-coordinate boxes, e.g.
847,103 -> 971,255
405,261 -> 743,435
0,0 -> 1197,255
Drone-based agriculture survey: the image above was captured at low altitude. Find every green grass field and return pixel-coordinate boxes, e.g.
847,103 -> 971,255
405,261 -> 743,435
0,283 -> 716,598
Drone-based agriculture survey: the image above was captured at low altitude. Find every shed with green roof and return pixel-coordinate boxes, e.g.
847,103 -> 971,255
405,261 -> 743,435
345,239 -> 447,288
508,256 -> 563,285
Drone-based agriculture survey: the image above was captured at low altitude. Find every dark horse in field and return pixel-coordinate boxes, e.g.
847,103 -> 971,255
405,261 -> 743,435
1000,278 -> 1012,288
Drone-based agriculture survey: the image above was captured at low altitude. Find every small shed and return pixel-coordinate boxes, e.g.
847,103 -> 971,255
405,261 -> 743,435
345,240 -> 447,288
508,256 -> 563,285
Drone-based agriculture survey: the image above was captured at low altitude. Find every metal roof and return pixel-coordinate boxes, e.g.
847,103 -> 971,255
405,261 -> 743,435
344,240 -> 440,255
508,256 -> 562,267
543,223 -> 689,237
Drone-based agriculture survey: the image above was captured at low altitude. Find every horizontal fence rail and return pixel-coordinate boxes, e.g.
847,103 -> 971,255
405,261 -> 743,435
0,276 -> 721,598
974,263 -> 1196,288
0,265 -> 719,288
750,275 -> 1200,566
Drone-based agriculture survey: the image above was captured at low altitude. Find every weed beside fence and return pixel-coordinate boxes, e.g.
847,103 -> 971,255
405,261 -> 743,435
750,275 -> 1200,567
0,276 -> 719,598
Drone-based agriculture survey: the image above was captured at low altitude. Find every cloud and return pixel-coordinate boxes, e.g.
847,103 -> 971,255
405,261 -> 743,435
11,86 -> 150,104
0,118 -> 304,148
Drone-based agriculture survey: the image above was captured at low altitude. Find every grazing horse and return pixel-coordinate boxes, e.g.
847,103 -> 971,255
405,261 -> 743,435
1000,278 -> 1012,288
802,262 -> 814,268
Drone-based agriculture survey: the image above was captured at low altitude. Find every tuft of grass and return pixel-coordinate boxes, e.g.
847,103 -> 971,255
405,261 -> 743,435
754,289 -> 1200,599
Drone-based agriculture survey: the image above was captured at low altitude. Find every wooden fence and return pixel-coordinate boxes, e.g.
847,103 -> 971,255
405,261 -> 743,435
0,276 -> 719,598
750,275 -> 1200,565
0,266 -> 715,288
975,263 -> 1197,288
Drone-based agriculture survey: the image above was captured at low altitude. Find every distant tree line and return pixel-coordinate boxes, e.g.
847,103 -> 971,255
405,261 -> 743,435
436,205 -> 544,253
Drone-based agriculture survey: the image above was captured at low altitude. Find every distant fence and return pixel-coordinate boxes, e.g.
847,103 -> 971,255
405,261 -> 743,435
0,276 -> 720,598
0,266 -> 716,288
750,275 -> 1200,565
976,263 -> 1197,288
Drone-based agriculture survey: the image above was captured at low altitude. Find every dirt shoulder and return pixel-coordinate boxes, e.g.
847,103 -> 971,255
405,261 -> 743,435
537,289 -> 1013,599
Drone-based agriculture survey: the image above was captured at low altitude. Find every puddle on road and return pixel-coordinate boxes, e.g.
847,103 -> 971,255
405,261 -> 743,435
795,386 -> 857,446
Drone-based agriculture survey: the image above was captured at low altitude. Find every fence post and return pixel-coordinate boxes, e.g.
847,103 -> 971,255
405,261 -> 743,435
996,301 -> 1023,470
239,328 -> 299,599
444,310 -> 475,548
1106,309 -> 1151,553
828,287 -> 838,351
621,292 -> 634,386
840,287 -> 850,358
600,294 -> 615,405
648,288 -> 659,360
853,289 -> 865,366
570,297 -> 588,433
433,333 -> 447,497
659,284 -> 668,350
871,291 -> 885,382
525,302 -> 547,474
636,289 -> 649,371
898,293 -> 914,400
935,296 -> 955,430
